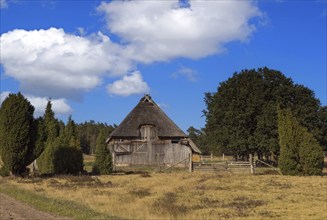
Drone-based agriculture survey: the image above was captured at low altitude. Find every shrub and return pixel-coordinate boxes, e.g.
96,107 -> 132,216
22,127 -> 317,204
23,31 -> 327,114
93,129 -> 112,175
54,147 -> 83,174
278,108 -> 324,175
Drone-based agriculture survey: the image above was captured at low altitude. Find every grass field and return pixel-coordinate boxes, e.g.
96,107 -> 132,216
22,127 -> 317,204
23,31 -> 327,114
1,171 -> 326,219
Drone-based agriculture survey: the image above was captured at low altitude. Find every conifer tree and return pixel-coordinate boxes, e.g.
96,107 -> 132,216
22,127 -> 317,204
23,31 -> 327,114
93,129 -> 112,174
37,100 -> 60,174
277,108 -> 300,175
38,111 -> 83,174
0,93 -> 36,175
53,116 -> 83,174
278,108 -> 324,175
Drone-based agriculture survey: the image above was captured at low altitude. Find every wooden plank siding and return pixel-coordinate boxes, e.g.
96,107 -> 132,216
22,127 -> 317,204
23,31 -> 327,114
109,140 -> 191,167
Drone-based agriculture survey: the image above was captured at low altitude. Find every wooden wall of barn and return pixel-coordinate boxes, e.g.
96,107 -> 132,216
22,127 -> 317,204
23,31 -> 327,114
108,140 -> 191,167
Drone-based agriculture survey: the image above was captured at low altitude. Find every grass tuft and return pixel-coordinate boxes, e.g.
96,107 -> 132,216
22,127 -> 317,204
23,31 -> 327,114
152,192 -> 189,217
129,188 -> 151,198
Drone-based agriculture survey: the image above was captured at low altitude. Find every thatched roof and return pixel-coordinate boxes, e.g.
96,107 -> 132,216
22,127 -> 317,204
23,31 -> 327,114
109,95 -> 187,138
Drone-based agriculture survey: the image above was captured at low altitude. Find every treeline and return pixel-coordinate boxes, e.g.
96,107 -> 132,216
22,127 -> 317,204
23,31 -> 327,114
188,67 -> 325,175
77,121 -> 115,155
0,93 -> 113,176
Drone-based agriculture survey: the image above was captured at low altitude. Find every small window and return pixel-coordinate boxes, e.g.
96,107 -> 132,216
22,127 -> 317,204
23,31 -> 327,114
140,125 -> 157,140
171,139 -> 179,144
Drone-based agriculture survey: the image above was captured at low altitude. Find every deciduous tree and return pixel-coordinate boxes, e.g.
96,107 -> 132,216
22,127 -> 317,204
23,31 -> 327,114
203,67 -> 324,161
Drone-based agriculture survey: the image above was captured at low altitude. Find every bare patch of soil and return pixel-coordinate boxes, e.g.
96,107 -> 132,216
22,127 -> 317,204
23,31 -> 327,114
0,193 -> 71,220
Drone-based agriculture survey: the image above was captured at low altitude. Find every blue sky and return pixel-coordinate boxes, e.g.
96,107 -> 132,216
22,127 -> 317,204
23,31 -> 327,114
1,0 -> 326,132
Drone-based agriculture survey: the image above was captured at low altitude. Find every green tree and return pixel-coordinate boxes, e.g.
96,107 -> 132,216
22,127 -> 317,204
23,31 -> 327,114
187,126 -> 209,154
76,121 -> 114,154
23,117 -> 47,171
37,101 -> 59,174
93,129 -> 112,175
63,116 -> 80,149
203,67 -> 323,161
54,116 -> 83,174
316,106 -> 327,153
38,112 -> 83,175
278,108 -> 324,175
0,93 -> 36,175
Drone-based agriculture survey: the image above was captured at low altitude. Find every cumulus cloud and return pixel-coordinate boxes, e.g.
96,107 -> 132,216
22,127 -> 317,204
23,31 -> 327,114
1,1 -> 262,100
0,28 -> 134,99
0,91 -> 72,116
172,66 -> 198,82
27,95 -> 72,116
107,71 -> 150,96
98,0 -> 262,63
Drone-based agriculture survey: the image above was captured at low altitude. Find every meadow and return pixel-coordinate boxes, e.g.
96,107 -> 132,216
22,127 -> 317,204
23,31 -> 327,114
1,168 -> 326,219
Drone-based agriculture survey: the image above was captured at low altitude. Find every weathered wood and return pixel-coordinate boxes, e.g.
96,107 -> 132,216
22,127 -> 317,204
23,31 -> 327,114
250,154 -> 255,174
189,153 -> 192,173
110,139 -> 193,167
160,157 -> 189,172
156,153 -> 161,172
112,152 -> 116,171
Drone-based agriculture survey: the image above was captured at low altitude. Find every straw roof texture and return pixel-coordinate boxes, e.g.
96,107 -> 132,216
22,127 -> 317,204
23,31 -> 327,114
109,95 -> 187,138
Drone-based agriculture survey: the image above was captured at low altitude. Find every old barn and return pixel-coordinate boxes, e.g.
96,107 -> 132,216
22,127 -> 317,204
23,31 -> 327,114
106,95 -> 201,169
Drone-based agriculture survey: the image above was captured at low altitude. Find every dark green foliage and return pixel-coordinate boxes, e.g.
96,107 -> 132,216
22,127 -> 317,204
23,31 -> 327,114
0,93 -> 36,175
203,67 -> 324,161
77,120 -> 114,154
37,101 -> 60,174
278,108 -> 324,175
277,109 -> 300,175
316,106 -> 327,153
54,146 -> 83,174
44,101 -> 59,142
37,104 -> 83,175
37,139 -> 60,174
187,126 -> 209,154
93,129 -> 112,175
24,117 -> 47,168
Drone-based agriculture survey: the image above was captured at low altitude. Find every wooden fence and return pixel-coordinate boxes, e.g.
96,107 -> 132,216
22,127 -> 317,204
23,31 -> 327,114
193,154 -> 259,174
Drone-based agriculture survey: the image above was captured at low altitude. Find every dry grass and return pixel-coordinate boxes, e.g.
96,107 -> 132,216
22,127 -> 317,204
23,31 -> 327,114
1,171 -> 326,219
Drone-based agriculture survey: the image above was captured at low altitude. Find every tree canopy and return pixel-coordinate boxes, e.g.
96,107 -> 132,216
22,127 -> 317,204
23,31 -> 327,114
202,67 -> 325,161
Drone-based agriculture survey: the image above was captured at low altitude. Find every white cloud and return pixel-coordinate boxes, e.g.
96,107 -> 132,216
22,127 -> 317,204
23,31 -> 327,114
1,1 -> 262,100
107,71 -> 150,96
0,91 -> 10,103
26,95 -> 72,116
172,66 -> 198,82
98,0 -> 262,63
0,91 -> 72,116
0,28 -> 134,99
0,0 -> 8,9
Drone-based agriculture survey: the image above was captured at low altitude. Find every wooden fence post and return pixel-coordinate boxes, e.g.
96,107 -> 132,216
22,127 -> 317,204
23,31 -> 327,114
156,153 -> 161,172
249,154 -> 255,174
189,153 -> 192,173
222,153 -> 225,161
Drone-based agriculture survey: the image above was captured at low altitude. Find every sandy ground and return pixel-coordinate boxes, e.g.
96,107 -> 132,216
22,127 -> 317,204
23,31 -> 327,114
0,193 -> 71,220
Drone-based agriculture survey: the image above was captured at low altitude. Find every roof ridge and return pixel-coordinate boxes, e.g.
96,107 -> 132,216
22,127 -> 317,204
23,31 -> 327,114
109,95 -> 187,138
